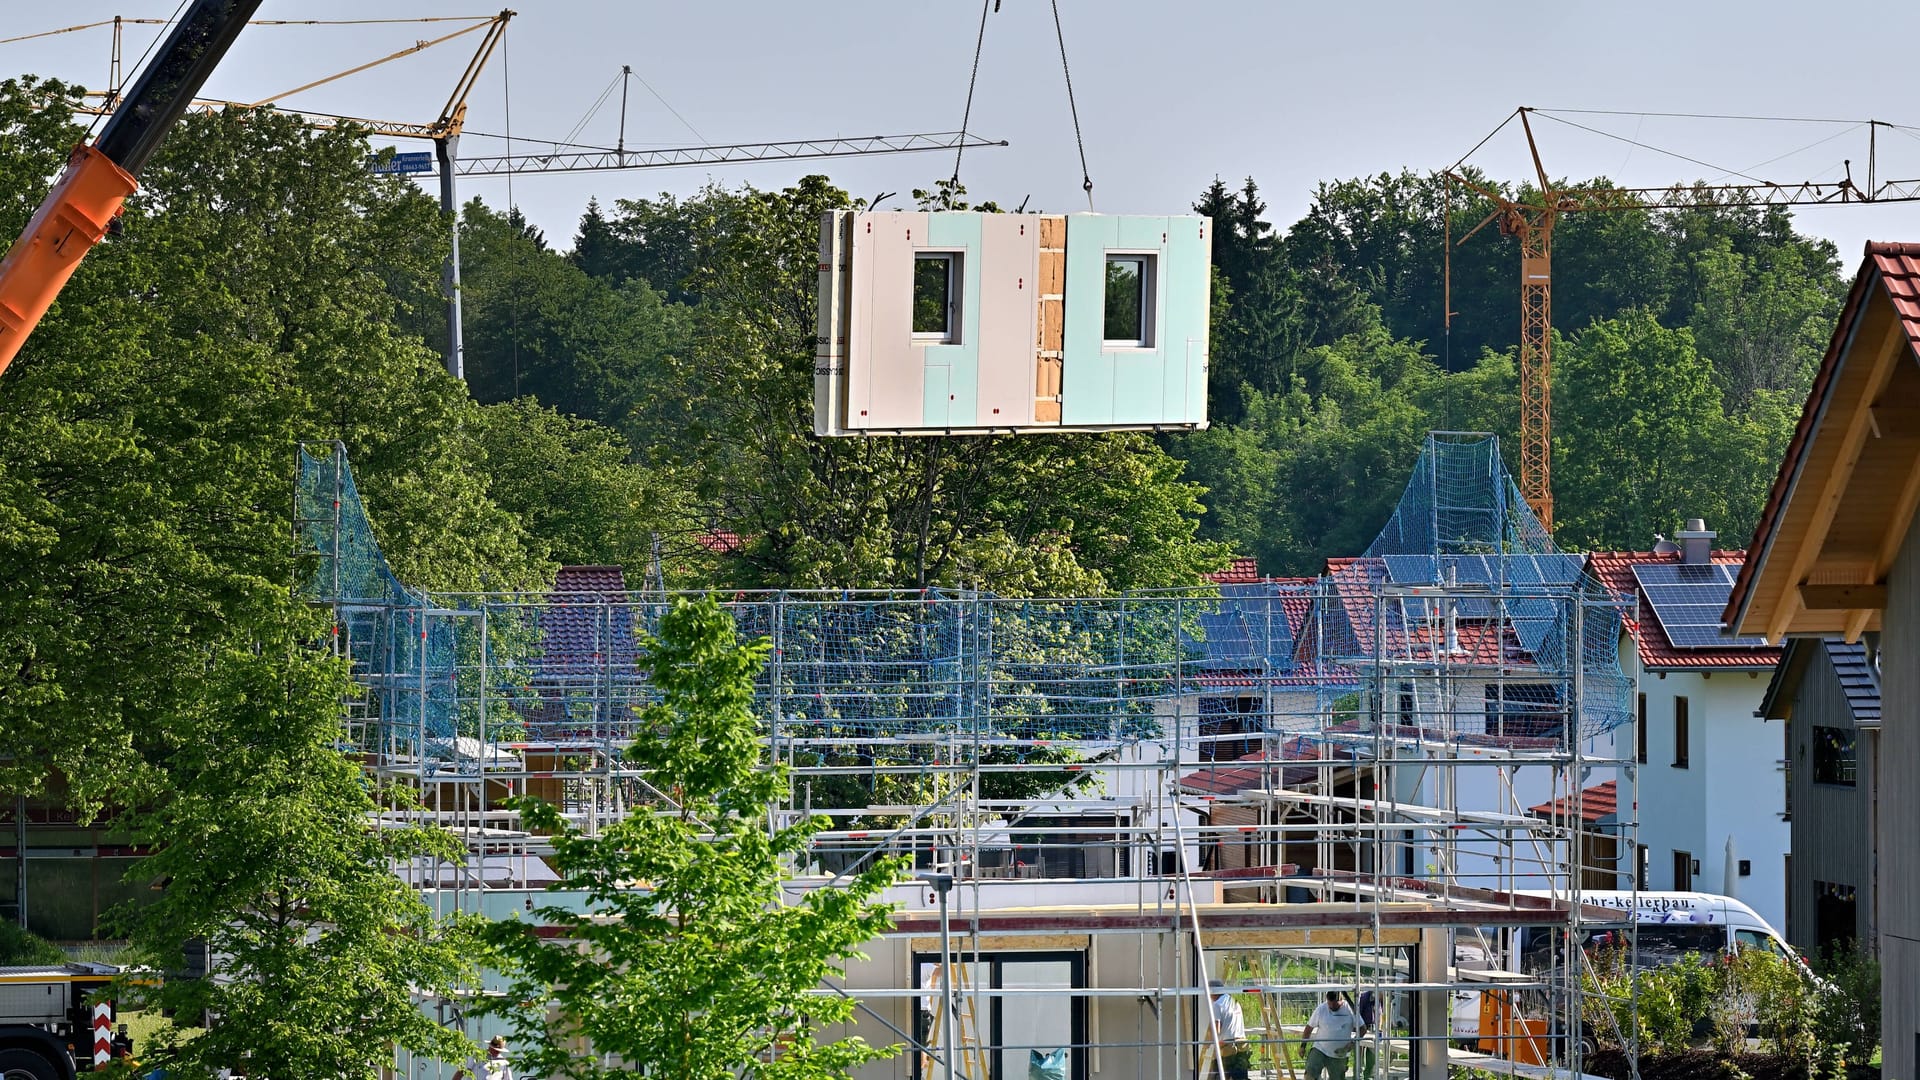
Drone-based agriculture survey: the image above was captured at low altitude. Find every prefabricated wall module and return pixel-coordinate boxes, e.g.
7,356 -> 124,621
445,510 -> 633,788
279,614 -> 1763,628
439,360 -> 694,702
814,210 -> 1211,436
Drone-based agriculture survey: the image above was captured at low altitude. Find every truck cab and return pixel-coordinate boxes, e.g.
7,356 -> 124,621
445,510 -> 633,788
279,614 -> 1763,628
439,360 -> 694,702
0,963 -> 119,1080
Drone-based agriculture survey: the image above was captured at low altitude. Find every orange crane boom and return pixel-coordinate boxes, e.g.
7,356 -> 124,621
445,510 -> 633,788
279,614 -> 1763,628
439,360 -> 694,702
0,0 -> 265,376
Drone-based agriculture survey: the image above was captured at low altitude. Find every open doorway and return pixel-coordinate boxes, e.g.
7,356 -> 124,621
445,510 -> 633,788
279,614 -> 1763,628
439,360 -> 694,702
912,950 -> 1087,1080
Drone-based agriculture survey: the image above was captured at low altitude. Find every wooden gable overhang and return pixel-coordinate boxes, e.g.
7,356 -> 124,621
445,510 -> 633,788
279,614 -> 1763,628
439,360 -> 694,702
1728,243 -> 1920,643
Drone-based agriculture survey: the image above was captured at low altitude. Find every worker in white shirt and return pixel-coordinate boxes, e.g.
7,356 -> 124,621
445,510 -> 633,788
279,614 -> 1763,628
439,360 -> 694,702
454,1035 -> 516,1080
1207,979 -> 1253,1080
1301,990 -> 1364,1080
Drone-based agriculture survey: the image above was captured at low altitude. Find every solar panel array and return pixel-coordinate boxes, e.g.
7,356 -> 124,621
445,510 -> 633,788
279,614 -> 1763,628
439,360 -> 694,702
1189,582 -> 1297,671
1630,563 -> 1770,649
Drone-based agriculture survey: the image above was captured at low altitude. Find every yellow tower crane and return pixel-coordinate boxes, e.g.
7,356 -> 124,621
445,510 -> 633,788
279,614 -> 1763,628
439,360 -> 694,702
1446,106 -> 1920,531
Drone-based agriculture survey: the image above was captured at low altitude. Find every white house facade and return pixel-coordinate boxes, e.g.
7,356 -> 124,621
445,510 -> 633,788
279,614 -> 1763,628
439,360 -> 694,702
1591,528 -> 1787,931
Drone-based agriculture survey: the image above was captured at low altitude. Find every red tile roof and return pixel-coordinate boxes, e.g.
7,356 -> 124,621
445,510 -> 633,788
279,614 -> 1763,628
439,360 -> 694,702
1177,737 -> 1348,795
1589,550 -> 1782,670
1883,244 -> 1920,335
1319,556 -> 1388,657
1207,557 -> 1262,585
1728,242 -> 1920,633
1307,557 -> 1526,667
1527,780 -> 1618,824
698,530 -> 746,554
1272,577 -> 1318,639
525,566 -> 640,737
1179,751 -> 1276,796
540,566 -> 638,676
1203,562 -> 1318,638
553,565 -> 626,594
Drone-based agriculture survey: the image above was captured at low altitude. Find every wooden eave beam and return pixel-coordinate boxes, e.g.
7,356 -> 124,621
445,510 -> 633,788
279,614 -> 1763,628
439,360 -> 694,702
1765,300 -> 1911,642
1846,389 -> 1920,641
1872,403 -> 1920,577
1797,583 -> 1889,610
1869,404 -> 1920,441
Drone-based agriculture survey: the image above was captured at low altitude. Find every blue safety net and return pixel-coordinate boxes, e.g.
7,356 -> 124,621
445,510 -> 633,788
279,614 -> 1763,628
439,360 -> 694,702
295,432 -> 1631,767
1334,433 -> 1632,740
298,444 -> 460,750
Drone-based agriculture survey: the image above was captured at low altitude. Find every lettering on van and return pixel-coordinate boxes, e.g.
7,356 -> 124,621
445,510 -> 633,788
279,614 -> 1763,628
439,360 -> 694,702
1585,895 -> 1697,914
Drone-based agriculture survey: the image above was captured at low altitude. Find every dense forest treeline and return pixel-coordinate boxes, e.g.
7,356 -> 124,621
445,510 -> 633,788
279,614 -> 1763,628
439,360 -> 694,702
1183,172 -> 1839,568
452,170 -> 1844,578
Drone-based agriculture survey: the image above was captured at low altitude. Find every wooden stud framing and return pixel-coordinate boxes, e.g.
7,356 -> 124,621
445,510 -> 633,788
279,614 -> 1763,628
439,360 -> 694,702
1034,215 -> 1065,423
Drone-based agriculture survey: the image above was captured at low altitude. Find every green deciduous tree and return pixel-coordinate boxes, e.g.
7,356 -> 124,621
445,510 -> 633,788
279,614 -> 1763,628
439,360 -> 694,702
1178,166 -> 1843,566
1175,321 -> 1516,574
481,597 -> 903,1079
1688,237 -> 1845,409
472,397 -> 690,572
1195,176 -> 1376,422
0,80 -> 531,1075
114,600 -> 474,1080
461,200 -> 694,425
1552,310 -> 1791,550
0,85 -> 548,809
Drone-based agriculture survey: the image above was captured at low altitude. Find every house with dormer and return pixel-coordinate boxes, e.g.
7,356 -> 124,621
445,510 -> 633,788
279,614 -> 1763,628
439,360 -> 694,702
1722,241 -> 1920,1078
1589,521 -> 1786,929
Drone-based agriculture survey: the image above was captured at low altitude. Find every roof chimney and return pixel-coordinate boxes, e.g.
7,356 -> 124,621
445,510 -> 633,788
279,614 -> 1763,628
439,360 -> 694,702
1676,518 -> 1714,565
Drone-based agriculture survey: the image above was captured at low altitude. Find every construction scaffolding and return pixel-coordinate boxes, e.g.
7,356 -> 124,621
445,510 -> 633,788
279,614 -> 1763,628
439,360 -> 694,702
298,432 -> 1641,1079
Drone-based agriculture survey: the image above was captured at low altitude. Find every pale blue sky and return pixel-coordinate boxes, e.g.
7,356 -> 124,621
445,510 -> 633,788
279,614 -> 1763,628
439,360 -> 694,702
15,2 -> 1920,274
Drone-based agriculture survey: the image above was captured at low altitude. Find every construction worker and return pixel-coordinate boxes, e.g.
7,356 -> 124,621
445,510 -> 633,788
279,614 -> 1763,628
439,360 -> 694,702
1207,979 -> 1252,1080
1301,990 -> 1363,1080
453,1035 -> 515,1080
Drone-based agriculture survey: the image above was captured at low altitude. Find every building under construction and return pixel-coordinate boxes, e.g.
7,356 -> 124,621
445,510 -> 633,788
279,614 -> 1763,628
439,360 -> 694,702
300,432 -> 1641,1079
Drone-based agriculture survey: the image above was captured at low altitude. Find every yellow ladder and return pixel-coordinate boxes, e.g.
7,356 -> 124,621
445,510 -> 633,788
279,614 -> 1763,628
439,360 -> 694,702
921,962 -> 988,1079
1198,994 -> 1301,1080
1257,994 -> 1303,1080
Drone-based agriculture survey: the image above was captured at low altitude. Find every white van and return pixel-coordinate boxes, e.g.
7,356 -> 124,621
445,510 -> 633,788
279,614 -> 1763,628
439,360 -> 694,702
1515,891 -> 1803,973
1449,892 -> 1807,1040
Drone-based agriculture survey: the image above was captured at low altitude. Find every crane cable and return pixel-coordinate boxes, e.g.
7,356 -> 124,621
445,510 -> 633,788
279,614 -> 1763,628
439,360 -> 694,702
1529,110 -> 1771,186
1049,0 -> 1094,209
950,0 -> 1094,210
949,0 -> 993,195
560,69 -> 624,151
630,67 -> 709,146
